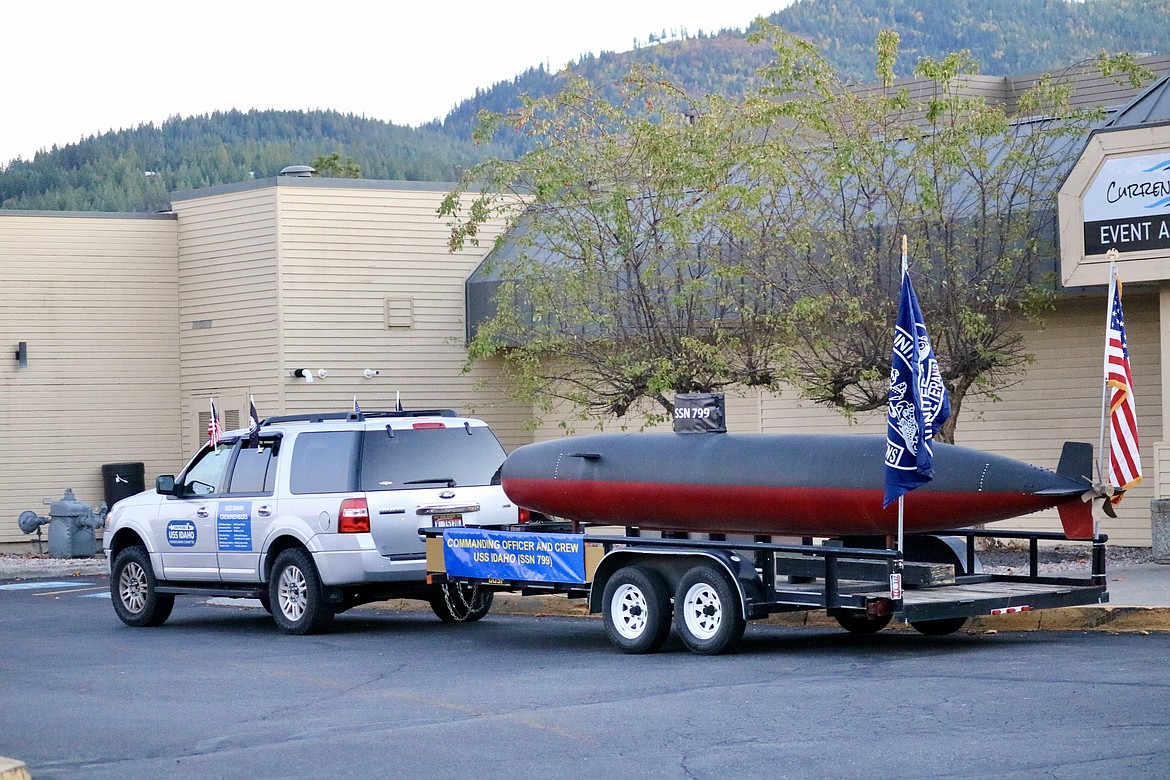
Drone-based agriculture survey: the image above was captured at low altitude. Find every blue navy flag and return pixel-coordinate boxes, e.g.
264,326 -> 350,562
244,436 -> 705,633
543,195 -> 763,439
883,271 -> 951,507
353,395 -> 362,415
248,396 -> 261,449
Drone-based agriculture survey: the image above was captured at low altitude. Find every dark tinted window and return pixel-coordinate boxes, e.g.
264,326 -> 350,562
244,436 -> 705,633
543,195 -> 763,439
360,426 -> 506,491
226,441 -> 277,494
289,431 -> 360,494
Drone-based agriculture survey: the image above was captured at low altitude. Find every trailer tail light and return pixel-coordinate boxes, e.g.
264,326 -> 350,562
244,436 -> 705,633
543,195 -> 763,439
866,598 -> 892,617
338,498 -> 370,533
412,422 -> 445,429
990,605 -> 1032,615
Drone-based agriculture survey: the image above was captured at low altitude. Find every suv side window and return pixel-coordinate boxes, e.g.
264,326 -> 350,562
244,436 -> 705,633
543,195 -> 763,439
177,442 -> 235,496
225,440 -> 278,495
289,431 -> 360,494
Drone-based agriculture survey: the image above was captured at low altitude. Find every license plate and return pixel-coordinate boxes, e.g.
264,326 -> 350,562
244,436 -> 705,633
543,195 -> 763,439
432,514 -> 463,528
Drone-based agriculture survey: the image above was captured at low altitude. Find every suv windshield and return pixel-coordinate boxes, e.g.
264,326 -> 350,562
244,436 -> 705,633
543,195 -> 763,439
359,427 -> 506,491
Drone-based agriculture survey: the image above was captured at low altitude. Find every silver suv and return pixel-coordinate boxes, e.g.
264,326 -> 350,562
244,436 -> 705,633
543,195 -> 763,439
104,409 -> 522,634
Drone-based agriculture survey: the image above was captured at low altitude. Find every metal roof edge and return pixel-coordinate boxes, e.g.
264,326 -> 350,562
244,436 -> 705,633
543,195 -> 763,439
171,176 -> 459,202
0,208 -> 175,219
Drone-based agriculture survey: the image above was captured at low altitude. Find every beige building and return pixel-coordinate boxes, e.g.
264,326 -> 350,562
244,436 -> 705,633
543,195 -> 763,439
2,64 -> 1170,549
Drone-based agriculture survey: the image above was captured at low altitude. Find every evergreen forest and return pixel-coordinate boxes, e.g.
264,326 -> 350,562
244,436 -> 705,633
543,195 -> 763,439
2,0 -> 1166,213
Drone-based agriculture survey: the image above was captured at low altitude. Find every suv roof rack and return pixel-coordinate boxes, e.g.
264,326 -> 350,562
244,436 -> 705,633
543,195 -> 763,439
260,409 -> 459,425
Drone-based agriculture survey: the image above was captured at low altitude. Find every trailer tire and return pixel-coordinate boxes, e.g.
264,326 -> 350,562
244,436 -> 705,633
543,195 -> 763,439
674,566 -> 745,655
430,582 -> 494,623
910,617 -> 968,636
834,611 -> 892,634
602,566 -> 672,654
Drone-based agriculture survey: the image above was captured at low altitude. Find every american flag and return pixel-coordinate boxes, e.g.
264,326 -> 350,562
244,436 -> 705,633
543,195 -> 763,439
1105,268 -> 1142,494
353,396 -> 362,414
208,398 -> 224,448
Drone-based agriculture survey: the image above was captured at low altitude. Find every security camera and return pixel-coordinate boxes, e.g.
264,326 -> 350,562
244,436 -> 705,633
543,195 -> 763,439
316,369 -> 328,379
363,369 -> 381,379
292,368 -> 313,383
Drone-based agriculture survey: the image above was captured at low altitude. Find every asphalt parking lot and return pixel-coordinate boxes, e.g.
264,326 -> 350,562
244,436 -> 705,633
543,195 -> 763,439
2,568 -> 1170,779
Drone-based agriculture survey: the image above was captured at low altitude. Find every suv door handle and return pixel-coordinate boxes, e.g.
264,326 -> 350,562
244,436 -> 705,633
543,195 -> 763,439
196,507 -> 210,518
256,505 -> 272,517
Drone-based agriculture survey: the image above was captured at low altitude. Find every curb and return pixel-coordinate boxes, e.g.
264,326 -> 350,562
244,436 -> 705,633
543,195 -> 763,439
0,756 -> 31,780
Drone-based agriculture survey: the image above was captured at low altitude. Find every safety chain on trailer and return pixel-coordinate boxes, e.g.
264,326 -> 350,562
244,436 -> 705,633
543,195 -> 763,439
442,581 -> 483,621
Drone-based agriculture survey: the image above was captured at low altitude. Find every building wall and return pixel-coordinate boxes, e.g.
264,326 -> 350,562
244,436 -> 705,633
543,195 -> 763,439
0,212 -> 182,545
172,186 -> 279,454
272,182 -> 534,449
168,179 -> 534,454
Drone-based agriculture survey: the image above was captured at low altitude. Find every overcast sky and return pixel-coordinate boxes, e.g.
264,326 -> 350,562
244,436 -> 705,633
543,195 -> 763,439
2,0 -> 792,165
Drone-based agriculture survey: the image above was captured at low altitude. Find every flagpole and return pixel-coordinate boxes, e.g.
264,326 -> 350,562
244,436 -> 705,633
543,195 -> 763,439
1095,255 -> 1120,542
898,234 -> 908,556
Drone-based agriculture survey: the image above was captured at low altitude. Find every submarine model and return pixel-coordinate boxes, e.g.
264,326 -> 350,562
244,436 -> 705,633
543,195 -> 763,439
500,432 -> 1099,540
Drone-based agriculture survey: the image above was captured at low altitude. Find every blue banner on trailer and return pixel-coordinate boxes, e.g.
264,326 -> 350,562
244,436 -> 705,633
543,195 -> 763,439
441,528 -> 587,584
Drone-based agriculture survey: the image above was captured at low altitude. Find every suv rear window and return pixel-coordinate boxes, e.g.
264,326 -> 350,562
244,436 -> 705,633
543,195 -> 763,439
359,427 -> 506,491
289,431 -> 361,494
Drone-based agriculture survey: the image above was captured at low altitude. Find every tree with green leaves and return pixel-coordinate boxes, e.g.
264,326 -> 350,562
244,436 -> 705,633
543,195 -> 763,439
441,69 -> 798,426
748,27 -> 1149,442
311,151 -> 361,178
442,21 -> 1150,437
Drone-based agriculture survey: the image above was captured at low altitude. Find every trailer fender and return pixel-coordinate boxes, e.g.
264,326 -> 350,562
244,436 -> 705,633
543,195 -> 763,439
588,548 -> 764,620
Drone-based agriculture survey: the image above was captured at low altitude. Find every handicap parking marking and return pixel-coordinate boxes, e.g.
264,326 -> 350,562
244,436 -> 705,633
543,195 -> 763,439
0,581 -> 96,591
35,585 -> 106,596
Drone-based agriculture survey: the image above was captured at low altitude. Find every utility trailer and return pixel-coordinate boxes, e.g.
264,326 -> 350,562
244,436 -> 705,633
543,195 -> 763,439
424,526 -> 1108,654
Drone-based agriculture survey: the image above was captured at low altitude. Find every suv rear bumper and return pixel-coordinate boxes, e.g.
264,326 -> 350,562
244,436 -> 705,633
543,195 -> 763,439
310,536 -> 426,584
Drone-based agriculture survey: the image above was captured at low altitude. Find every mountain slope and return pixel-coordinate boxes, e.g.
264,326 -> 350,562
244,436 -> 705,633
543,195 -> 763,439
2,0 -> 1166,212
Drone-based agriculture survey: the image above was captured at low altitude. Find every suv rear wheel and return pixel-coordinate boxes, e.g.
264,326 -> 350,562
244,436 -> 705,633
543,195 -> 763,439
111,546 -> 175,627
270,548 -> 334,635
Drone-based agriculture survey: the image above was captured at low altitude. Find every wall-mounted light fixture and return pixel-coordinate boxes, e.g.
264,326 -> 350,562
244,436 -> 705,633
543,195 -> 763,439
14,342 -> 27,369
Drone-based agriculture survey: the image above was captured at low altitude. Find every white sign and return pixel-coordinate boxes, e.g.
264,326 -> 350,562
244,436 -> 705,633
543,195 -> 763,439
1083,151 -> 1170,255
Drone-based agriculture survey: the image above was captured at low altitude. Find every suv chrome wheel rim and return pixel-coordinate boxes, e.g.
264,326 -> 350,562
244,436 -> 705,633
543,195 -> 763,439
119,561 -> 148,613
611,583 -> 648,639
682,582 -> 722,640
277,565 -> 308,621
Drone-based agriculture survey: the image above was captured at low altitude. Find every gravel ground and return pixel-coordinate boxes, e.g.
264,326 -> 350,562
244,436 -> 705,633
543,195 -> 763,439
0,552 -> 109,579
0,545 -> 1155,580
977,543 -> 1152,574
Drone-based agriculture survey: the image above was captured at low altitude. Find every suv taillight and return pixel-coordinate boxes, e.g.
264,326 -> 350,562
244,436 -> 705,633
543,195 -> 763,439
518,507 -> 531,524
338,498 -> 370,533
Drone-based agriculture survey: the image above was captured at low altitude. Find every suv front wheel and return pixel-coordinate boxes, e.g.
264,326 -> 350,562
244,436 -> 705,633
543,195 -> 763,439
270,548 -> 334,635
111,546 -> 175,627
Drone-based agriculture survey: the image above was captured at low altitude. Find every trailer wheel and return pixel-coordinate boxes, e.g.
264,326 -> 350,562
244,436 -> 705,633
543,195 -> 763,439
430,582 -> 494,623
674,566 -> 746,655
602,566 -> 672,654
833,611 -> 892,634
910,617 -> 968,636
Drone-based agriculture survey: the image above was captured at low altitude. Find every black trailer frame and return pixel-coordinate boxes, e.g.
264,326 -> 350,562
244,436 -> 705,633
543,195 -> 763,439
424,526 -> 1109,653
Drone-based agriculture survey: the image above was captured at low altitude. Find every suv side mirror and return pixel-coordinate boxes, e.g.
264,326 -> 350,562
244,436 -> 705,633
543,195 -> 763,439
156,475 -> 176,495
